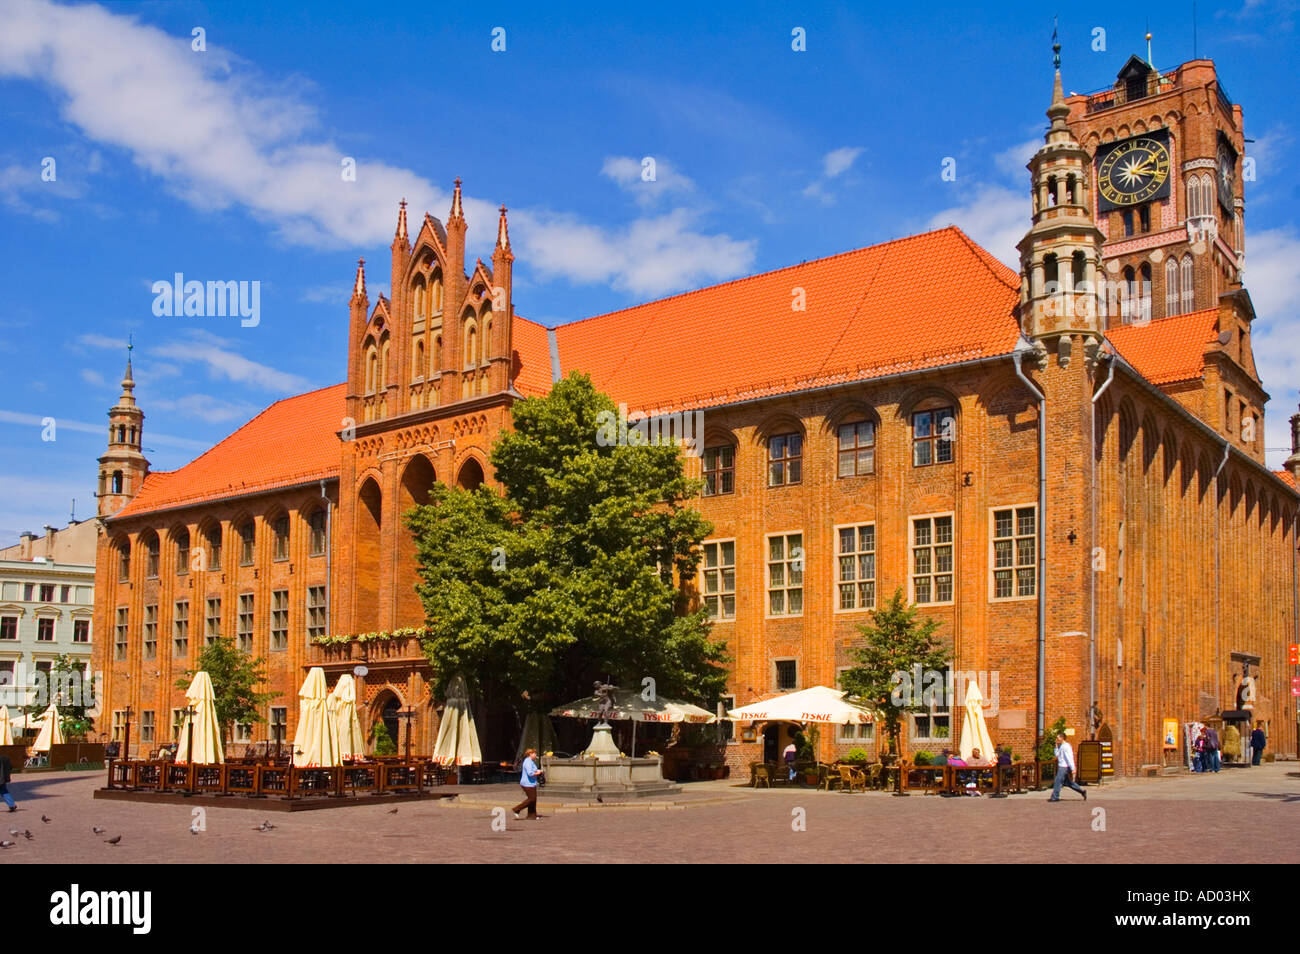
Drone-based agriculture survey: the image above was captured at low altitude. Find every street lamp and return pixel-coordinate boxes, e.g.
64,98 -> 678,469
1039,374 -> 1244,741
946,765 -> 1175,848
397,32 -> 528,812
122,704 -> 134,762
396,707 -> 415,762
181,703 -> 197,765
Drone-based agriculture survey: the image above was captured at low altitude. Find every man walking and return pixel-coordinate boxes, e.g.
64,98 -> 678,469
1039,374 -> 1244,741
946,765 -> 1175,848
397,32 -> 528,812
1205,724 -> 1221,773
1048,733 -> 1086,802
512,748 -> 543,820
1250,723 -> 1266,766
0,752 -> 15,812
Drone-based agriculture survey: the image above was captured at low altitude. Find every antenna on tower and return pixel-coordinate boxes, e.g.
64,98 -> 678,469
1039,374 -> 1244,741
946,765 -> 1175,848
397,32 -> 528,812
1052,15 -> 1060,69
70,498 -> 75,522
1193,1 -> 1198,58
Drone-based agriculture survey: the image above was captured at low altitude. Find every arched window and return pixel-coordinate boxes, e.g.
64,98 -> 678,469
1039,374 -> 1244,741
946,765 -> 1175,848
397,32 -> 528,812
431,275 -> 443,314
380,337 -> 390,388
1165,257 -> 1180,316
239,520 -> 255,566
1122,266 -> 1136,322
413,280 -> 426,320
413,339 -> 424,382
1046,175 -> 1058,206
1071,251 -> 1086,290
1139,263 -> 1152,323
1066,174 -> 1078,204
111,470 -> 124,494
365,345 -> 378,394
308,509 -> 327,557
175,528 -> 190,575
837,419 -> 876,477
1043,253 -> 1059,289
1180,256 -> 1195,313
144,533 -> 160,579
272,515 -> 290,561
464,321 -> 478,370
117,542 -> 131,582
432,334 -> 442,375
1200,173 -> 1214,214
1187,176 -> 1201,218
205,525 -> 222,571
481,311 -> 492,366
117,425 -> 126,443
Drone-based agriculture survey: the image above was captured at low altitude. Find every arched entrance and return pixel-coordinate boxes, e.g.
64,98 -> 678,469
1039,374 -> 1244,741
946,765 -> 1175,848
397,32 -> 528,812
397,455 -> 437,625
371,690 -> 402,755
355,477 -> 382,632
456,458 -> 484,490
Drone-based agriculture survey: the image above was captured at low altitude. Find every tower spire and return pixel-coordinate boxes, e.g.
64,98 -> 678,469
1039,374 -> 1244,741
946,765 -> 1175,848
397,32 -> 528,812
352,258 -> 367,299
450,177 -> 464,221
394,199 -> 408,242
496,204 -> 511,252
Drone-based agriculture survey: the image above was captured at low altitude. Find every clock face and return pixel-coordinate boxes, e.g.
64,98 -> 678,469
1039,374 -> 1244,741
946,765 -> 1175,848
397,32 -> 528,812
1217,142 -> 1235,213
1097,136 -> 1172,206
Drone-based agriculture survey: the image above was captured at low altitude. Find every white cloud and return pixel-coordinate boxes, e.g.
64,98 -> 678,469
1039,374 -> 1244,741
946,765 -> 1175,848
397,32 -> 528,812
149,330 -> 310,393
600,156 -> 696,208
1241,226 -> 1300,469
927,184 -> 1028,268
299,283 -> 351,304
0,409 -> 207,450
993,139 -> 1041,180
822,146 -> 863,179
149,393 -> 260,424
513,208 -> 756,298
79,368 -> 105,387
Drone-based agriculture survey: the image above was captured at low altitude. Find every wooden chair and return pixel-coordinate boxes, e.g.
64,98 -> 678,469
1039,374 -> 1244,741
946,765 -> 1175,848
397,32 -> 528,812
837,764 -> 866,793
819,763 -> 841,791
750,763 -> 772,788
866,763 -> 884,789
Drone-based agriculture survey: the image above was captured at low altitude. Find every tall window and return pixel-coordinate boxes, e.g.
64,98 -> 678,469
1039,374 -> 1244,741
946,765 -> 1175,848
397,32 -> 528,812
413,339 -> 424,382
205,598 -> 222,645
206,526 -> 222,572
911,515 -> 954,604
1165,257 -> 1180,316
767,433 -> 802,486
701,541 -> 736,621
1122,209 -> 1134,236
1139,263 -> 1152,323
1180,256 -> 1195,314
273,516 -> 290,561
118,544 -> 130,582
35,617 -> 54,641
702,445 -> 735,496
992,506 -> 1036,599
775,659 -> 798,691
111,710 -> 125,742
307,586 -> 327,642
237,593 -> 254,653
114,608 -> 128,661
175,529 -> 190,575
140,710 -> 155,744
146,536 -> 160,578
239,521 -> 255,566
143,604 -> 158,660
1138,204 -> 1150,233
39,583 -> 54,602
171,709 -> 187,743
73,619 -> 90,643
766,532 -> 804,616
309,510 -> 327,556
270,590 -> 288,651
912,668 -> 952,740
270,707 -> 288,745
173,600 -> 189,657
837,420 -> 875,477
837,524 -> 876,611
912,407 -> 954,466
464,323 -> 478,369
0,616 -> 16,640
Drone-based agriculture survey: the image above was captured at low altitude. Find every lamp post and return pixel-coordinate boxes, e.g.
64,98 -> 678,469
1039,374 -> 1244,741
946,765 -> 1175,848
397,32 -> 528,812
122,703 -> 134,762
396,707 -> 415,762
181,703 -> 197,765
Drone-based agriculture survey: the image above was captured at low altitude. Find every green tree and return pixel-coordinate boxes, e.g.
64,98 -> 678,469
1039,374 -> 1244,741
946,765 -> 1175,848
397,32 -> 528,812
838,587 -> 951,754
175,637 -> 277,740
23,654 -> 94,740
370,719 -> 397,756
407,372 -> 729,712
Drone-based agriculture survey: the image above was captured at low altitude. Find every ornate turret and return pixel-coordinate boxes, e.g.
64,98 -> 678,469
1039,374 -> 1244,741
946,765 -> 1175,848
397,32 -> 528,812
489,205 -> 515,391
97,344 -> 150,516
1016,37 -> 1106,363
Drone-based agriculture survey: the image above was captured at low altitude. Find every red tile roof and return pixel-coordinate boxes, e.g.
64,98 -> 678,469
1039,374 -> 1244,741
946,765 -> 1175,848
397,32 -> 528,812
114,383 -> 346,520
547,226 -> 1022,412
1106,308 -> 1219,386
1275,470 -> 1296,489
512,315 -> 553,398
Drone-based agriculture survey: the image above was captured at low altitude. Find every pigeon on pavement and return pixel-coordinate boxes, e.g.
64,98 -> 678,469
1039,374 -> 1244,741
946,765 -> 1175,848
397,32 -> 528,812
0,841 -> 14,848
104,835 -> 122,845
40,815 -> 51,823
387,807 -> 399,814
92,826 -> 105,834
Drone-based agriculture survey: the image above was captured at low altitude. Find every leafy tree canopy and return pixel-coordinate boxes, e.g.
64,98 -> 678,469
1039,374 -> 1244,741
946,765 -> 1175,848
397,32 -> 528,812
407,373 -> 729,709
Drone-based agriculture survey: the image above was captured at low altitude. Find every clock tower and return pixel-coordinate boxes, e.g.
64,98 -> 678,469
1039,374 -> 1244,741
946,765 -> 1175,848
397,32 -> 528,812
1064,55 -> 1246,326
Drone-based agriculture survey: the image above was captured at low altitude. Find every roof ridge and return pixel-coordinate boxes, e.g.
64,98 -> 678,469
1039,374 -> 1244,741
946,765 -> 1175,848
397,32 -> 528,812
947,226 -> 1021,292
552,225 -> 982,332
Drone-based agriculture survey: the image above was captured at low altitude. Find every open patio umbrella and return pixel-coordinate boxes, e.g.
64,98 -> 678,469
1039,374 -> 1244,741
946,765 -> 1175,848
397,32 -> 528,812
31,703 -> 63,752
0,707 -> 12,746
177,671 -> 225,765
724,686 -> 874,725
292,667 -> 340,768
329,674 -> 365,761
958,679 -> 995,762
433,674 -> 482,765
550,689 -> 717,756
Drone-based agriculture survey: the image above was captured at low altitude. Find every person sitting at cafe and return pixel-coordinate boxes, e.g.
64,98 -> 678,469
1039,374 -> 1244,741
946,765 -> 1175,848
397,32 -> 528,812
966,748 -> 994,767
996,747 -> 1012,766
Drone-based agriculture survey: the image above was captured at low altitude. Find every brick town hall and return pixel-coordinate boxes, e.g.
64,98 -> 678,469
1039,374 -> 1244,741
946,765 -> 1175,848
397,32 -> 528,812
93,54 -> 1297,774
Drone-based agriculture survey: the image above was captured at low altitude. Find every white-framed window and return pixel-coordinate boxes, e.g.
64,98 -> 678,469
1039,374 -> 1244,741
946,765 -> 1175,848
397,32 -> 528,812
774,658 -> 798,691
270,589 -> 288,651
765,532 -> 804,617
0,616 -> 16,640
205,598 -> 222,644
173,600 -> 189,657
111,709 -> 126,742
911,407 -> 955,466
140,710 -> 155,744
307,586 -> 327,642
143,604 -> 158,661
838,721 -> 876,743
72,619 -> 90,643
237,593 -> 254,653
36,616 -> 55,641
114,607 -> 128,661
700,540 -> 736,621
836,420 -> 876,477
911,514 -> 954,604
835,523 -> 876,611
991,505 -> 1036,600
233,721 -> 253,744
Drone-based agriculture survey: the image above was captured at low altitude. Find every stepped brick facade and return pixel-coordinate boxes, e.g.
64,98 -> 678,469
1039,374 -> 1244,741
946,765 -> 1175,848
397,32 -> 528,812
92,55 -> 1297,772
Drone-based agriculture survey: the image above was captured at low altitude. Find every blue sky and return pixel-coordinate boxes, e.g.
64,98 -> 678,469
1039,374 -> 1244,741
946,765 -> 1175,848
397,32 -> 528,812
1,0 -> 1298,541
